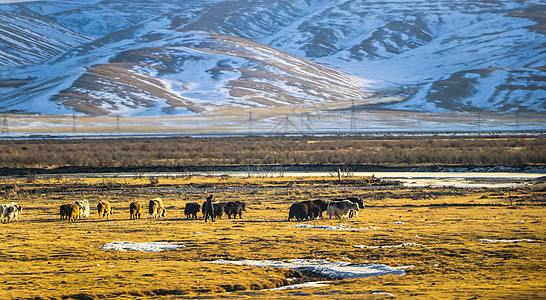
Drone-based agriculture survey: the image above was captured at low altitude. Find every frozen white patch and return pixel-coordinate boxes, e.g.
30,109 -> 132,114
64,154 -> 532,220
101,241 -> 185,252
353,243 -> 422,249
293,223 -> 380,231
479,239 -> 534,243
372,291 -> 396,297
265,281 -> 331,291
211,259 -> 408,279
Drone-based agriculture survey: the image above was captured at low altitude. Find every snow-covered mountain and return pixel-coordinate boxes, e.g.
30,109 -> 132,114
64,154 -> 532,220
0,0 -> 544,116
0,8 -> 92,67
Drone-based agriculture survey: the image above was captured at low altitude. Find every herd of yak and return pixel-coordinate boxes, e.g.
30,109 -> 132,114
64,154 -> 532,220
0,196 -> 363,223
55,195 -> 246,223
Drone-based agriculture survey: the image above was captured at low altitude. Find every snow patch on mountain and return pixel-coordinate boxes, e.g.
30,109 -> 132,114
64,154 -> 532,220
388,68 -> 546,112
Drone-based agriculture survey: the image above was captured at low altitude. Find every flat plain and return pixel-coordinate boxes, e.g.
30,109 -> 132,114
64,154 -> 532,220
0,175 -> 544,299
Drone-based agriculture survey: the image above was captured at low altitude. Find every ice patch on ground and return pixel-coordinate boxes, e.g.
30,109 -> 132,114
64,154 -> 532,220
353,243 -> 422,249
101,241 -> 185,252
479,239 -> 535,243
372,291 -> 396,297
265,281 -> 331,291
292,223 -> 380,231
211,259 -> 408,279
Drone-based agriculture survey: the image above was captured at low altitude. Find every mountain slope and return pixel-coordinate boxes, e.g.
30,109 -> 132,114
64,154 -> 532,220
0,9 -> 92,67
0,0 -> 544,116
385,67 -> 546,112
3,28 -> 373,115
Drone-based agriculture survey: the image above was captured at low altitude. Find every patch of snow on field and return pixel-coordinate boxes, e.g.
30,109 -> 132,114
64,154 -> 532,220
101,241 -> 185,252
293,223 -> 380,231
479,239 -> 535,243
372,291 -> 396,297
265,281 -> 331,291
212,259 -> 407,279
353,243 -> 422,249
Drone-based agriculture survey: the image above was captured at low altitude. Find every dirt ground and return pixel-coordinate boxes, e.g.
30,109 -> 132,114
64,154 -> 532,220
0,176 -> 544,299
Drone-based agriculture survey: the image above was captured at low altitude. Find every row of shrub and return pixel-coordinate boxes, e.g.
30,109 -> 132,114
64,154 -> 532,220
0,135 -> 543,168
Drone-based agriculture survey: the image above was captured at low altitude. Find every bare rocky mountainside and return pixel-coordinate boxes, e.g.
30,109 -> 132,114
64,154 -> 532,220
0,0 -> 544,116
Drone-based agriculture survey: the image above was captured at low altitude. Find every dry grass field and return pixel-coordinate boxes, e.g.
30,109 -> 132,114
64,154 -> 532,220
0,175 -> 544,299
1,135 -> 544,169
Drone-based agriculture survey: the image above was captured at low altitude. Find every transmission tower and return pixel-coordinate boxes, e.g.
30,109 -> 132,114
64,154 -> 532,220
72,113 -> 76,133
248,111 -> 252,135
1,113 -> 8,136
282,116 -> 297,133
350,99 -> 356,133
301,112 -> 313,132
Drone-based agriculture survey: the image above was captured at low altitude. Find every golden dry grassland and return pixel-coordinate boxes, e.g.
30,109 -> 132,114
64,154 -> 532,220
0,176 -> 544,299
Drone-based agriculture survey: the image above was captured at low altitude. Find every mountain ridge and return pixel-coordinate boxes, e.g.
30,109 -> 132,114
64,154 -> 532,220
0,0 -> 544,117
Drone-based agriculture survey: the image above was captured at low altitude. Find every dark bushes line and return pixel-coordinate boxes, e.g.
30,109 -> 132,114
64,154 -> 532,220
0,135 -> 543,168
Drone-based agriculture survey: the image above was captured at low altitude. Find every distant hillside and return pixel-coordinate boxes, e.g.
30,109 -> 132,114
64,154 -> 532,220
0,9 -> 91,67
0,0 -> 544,116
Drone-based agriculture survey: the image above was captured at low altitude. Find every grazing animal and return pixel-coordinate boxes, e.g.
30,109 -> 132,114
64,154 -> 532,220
327,200 -> 359,219
202,198 -> 225,220
301,201 -> 320,220
129,201 -> 142,220
60,204 -> 71,220
332,197 -> 364,209
0,202 -> 22,223
288,202 -> 309,221
9,202 -> 22,222
203,195 -> 215,222
59,203 -> 80,222
225,201 -> 246,219
97,201 -> 113,220
75,199 -> 90,219
149,198 -> 166,219
213,202 -> 225,219
184,202 -> 201,219
153,198 -> 167,217
312,200 -> 329,218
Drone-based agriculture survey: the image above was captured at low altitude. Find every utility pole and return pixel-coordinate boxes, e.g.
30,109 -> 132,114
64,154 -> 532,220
116,115 -> 120,132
